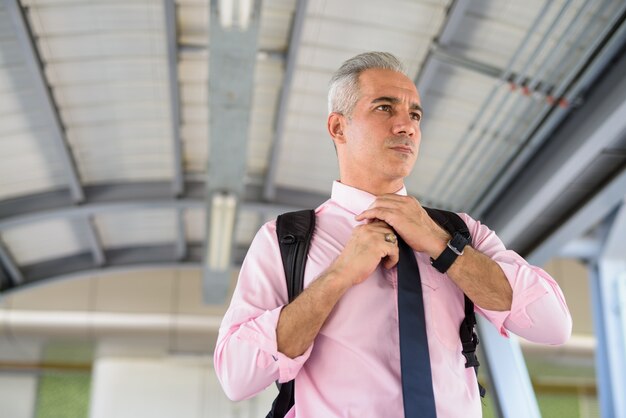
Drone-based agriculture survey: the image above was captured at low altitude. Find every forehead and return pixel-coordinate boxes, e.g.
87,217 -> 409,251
357,68 -> 421,103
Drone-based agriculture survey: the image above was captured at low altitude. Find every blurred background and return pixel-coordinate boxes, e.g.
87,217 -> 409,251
0,0 -> 625,416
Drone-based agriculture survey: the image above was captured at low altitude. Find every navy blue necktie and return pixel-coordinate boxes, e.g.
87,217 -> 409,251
397,237 -> 437,417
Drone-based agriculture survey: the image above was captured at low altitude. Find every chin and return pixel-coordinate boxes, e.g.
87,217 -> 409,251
398,163 -> 416,177
386,169 -> 412,182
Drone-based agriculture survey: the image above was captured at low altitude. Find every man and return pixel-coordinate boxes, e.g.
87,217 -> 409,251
214,52 -> 572,417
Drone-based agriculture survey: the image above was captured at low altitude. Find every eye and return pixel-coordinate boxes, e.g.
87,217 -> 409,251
375,104 -> 392,112
410,112 -> 422,122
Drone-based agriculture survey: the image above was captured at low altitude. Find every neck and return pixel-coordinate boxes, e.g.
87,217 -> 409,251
339,174 -> 404,196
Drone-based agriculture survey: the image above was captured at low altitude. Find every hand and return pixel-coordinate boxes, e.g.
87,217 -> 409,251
355,195 -> 450,258
331,220 -> 399,287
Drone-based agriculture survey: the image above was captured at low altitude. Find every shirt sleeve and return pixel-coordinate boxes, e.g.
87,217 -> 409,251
459,213 -> 573,345
213,220 -> 314,401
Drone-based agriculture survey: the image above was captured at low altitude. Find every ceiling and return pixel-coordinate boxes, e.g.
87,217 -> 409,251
1,0 -> 625,302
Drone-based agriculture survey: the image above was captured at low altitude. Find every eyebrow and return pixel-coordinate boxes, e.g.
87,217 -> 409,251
371,96 -> 423,114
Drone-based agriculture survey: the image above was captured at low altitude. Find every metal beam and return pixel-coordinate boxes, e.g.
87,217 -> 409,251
164,0 -> 189,262
6,0 -> 84,203
0,181 -> 316,291
477,317 -> 541,418
176,209 -> 187,260
558,237 -> 602,261
263,0 -> 309,200
428,44 -> 552,90
482,44 -> 626,249
207,0 -> 261,196
84,216 -> 105,266
163,0 -> 185,197
0,197 -> 201,230
590,201 -> 626,417
204,0 -> 263,303
20,244 -> 199,283
0,243 -> 251,293
0,237 -> 24,285
0,194 -> 301,231
429,43 -> 502,79
527,167 -> 626,266
0,181 -> 313,229
0,264 -> 8,289
415,0 -> 470,91
179,42 -> 286,62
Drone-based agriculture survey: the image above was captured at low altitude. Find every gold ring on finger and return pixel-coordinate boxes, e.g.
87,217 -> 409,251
384,233 -> 397,244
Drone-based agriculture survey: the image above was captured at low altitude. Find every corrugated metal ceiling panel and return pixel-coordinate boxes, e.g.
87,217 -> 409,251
408,63 -> 498,196
422,0 -> 625,210
184,207 -> 204,243
27,0 -> 174,185
234,210 -> 261,246
1,218 -> 86,265
94,209 -> 176,249
0,0 -> 623,287
0,4 -> 68,200
248,59 -> 284,177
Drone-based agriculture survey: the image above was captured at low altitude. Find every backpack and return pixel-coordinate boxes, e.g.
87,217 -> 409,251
266,208 -> 485,418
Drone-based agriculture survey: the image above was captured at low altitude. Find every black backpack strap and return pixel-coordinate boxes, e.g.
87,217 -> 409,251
424,207 -> 470,239
267,209 -> 316,418
424,207 -> 486,398
276,209 -> 316,302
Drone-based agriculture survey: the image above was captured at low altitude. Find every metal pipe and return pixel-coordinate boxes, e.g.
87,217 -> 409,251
436,0 -> 575,206
426,0 -> 557,200
471,0 -> 626,216
455,0 -> 595,207
484,0 -> 601,155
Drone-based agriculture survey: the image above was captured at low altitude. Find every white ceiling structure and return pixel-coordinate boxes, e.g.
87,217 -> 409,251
0,0 -> 625,308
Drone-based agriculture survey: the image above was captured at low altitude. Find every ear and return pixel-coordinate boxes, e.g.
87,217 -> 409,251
327,112 -> 347,145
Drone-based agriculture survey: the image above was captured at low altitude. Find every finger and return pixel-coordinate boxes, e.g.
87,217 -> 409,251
359,219 -> 393,232
374,194 -> 406,204
369,194 -> 414,208
382,248 -> 399,269
355,207 -> 395,224
370,195 -> 423,214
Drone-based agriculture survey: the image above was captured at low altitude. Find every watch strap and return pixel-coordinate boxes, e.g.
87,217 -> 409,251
431,232 -> 469,273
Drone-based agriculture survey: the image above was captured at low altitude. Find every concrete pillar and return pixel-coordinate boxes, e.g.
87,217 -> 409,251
89,356 -> 277,418
0,372 -> 38,418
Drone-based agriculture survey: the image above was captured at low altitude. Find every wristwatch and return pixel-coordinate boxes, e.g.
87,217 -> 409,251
431,232 -> 470,273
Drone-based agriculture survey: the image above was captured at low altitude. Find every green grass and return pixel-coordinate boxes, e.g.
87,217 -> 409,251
481,391 -> 581,418
537,393 -> 580,418
35,372 -> 91,418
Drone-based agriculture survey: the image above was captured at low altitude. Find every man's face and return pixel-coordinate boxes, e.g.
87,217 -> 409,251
340,68 -> 422,185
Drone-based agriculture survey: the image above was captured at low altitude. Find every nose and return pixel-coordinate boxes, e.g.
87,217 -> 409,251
391,112 -> 416,138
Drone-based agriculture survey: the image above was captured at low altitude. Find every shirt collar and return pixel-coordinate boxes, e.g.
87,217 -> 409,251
330,181 -> 407,216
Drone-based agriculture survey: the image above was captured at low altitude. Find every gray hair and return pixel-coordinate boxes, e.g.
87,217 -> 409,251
328,52 -> 408,116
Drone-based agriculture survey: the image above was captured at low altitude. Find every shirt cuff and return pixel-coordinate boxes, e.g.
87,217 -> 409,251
235,306 -> 314,383
480,261 -> 549,337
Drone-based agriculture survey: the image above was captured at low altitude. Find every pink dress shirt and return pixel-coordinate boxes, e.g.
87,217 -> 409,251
214,181 -> 572,418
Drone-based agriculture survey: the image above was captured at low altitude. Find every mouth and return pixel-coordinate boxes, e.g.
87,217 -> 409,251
389,145 -> 414,154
